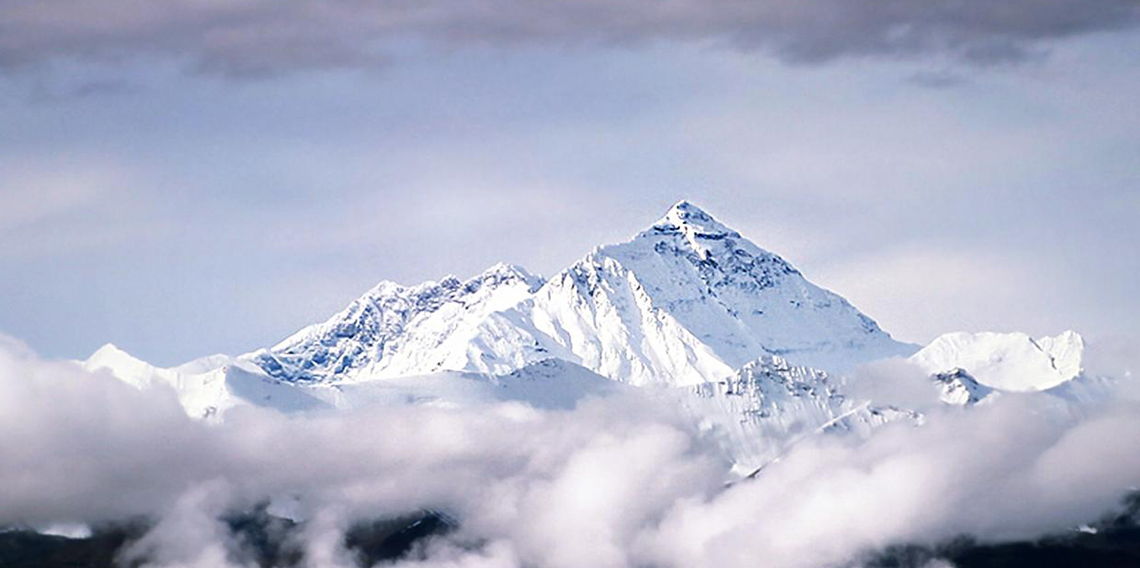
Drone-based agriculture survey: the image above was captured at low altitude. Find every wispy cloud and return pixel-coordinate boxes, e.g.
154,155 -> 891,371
0,159 -> 158,259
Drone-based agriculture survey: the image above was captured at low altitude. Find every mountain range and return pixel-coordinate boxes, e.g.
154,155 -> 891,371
82,201 -> 1096,471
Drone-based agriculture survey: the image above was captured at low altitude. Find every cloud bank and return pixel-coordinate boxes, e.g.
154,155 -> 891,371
2,0 -> 1138,76
1,334 -> 1139,567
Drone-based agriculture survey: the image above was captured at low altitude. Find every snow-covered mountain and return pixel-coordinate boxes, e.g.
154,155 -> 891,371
251,201 -> 914,387
584,202 -> 913,372
75,201 -> 1112,474
911,330 -> 1084,392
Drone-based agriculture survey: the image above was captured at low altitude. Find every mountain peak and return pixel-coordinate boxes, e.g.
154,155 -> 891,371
651,200 -> 739,239
90,342 -> 126,358
668,199 -> 703,214
84,342 -> 157,383
911,330 -> 1084,392
88,342 -> 139,365
481,262 -> 543,288
250,201 -> 912,385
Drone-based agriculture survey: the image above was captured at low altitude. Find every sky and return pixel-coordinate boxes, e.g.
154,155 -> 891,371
1,0 -> 1138,366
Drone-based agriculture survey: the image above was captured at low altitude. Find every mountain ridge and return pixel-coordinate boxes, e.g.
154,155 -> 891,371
74,201 -> 1097,472
911,330 -> 1084,392
249,200 -> 915,387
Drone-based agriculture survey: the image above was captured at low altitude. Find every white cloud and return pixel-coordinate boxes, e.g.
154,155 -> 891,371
1,336 -> 1138,567
0,158 -> 159,259
810,246 -> 1042,344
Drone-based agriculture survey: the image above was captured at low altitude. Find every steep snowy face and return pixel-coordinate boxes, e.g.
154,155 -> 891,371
468,253 -> 738,387
563,201 -> 915,373
252,263 -> 543,383
668,355 -> 917,471
446,201 -> 913,387
911,330 -> 1084,392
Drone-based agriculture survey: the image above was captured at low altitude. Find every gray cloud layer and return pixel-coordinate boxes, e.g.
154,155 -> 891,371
2,0 -> 1138,75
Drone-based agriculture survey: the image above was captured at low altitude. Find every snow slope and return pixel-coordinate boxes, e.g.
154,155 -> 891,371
588,202 -> 915,372
911,331 -> 1085,392
248,201 -> 915,387
253,263 -> 544,383
309,358 -> 624,412
84,343 -> 328,420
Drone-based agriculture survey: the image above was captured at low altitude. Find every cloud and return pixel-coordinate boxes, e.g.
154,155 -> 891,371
843,358 -> 945,411
1,0 -> 1138,77
638,396 -> 1140,568
28,78 -> 140,104
1,335 -> 1139,567
810,246 -> 1039,345
906,70 -> 969,89
0,169 -> 102,232
117,482 -> 259,568
0,158 -> 153,260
